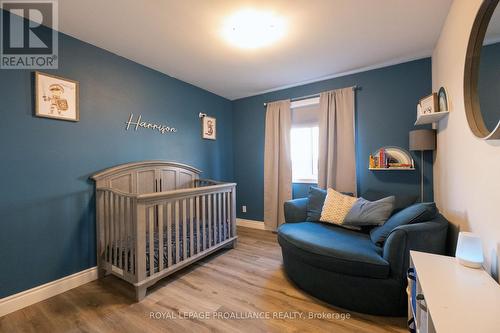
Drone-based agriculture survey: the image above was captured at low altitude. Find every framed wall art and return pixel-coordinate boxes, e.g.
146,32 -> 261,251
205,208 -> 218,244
202,116 -> 216,140
438,87 -> 449,112
35,71 -> 79,122
418,93 -> 438,115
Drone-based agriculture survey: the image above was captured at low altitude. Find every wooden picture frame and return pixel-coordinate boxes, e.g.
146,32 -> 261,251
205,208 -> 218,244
35,71 -> 80,122
419,93 -> 438,115
438,87 -> 449,112
202,116 -> 216,140
464,0 -> 500,140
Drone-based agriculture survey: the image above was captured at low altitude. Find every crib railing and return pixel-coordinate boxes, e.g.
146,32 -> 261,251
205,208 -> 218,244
96,181 -> 237,296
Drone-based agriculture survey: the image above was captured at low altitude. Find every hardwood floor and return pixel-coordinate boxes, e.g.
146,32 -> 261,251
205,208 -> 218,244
0,227 -> 407,333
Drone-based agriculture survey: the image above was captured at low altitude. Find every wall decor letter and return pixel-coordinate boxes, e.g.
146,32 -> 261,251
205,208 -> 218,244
125,113 -> 177,134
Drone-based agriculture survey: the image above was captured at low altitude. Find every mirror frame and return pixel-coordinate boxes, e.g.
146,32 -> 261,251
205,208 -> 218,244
464,0 -> 500,140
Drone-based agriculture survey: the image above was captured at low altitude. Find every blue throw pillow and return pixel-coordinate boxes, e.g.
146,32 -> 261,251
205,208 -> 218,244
370,202 -> 438,245
306,186 -> 327,221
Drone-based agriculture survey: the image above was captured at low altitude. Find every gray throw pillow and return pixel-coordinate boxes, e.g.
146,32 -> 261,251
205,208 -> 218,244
343,196 -> 395,227
369,202 -> 438,245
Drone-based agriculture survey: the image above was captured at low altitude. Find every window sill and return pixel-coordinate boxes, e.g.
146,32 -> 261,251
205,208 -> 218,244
292,180 -> 318,184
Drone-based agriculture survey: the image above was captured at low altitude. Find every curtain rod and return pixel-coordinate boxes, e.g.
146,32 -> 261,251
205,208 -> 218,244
263,85 -> 359,107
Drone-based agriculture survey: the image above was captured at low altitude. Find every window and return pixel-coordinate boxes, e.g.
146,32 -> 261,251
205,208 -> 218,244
290,98 -> 320,183
291,126 -> 318,183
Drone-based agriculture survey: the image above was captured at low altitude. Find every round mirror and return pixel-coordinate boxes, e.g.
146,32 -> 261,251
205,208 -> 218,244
464,0 -> 500,140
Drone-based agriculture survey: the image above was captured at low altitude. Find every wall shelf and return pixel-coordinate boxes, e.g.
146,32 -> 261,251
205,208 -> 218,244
414,111 -> 449,125
369,146 -> 414,170
369,167 -> 415,171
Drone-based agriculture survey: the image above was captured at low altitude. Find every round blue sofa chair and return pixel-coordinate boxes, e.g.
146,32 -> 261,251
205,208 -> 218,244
277,196 -> 448,316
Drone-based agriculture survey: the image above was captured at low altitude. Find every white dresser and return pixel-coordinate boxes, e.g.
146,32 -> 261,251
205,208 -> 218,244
408,251 -> 500,333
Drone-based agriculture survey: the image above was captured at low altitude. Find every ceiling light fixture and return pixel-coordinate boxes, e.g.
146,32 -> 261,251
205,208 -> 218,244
221,9 -> 286,49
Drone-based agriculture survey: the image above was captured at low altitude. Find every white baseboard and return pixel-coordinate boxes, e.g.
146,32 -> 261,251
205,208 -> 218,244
236,218 -> 266,230
0,267 -> 98,317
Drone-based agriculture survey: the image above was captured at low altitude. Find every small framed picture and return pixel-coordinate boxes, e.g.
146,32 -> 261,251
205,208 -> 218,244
35,71 -> 79,122
419,93 -> 438,115
202,116 -> 216,140
438,87 -> 448,112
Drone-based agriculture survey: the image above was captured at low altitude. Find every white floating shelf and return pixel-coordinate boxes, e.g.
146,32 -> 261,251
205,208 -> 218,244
415,111 -> 449,125
369,168 -> 415,171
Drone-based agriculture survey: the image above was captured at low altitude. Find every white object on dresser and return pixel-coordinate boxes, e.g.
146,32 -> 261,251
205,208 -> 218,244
409,251 -> 500,333
455,232 -> 484,268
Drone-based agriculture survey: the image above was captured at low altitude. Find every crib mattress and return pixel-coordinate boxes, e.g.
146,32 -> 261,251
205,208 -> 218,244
108,219 -> 230,275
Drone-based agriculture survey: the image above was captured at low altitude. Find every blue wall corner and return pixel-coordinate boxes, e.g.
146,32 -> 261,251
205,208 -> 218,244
0,29 -> 233,298
232,58 -> 433,221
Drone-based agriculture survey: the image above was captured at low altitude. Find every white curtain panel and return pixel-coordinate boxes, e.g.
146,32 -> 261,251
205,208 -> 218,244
318,88 -> 356,194
264,99 -> 292,230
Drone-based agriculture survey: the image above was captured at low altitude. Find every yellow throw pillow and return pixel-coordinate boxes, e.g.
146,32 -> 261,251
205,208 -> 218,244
320,188 -> 357,225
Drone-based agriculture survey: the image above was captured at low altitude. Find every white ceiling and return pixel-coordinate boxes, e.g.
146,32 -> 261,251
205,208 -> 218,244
54,0 -> 453,100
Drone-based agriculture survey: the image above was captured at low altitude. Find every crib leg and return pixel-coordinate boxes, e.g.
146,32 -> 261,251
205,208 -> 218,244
97,267 -> 107,279
135,286 -> 147,302
227,239 -> 237,249
97,256 -> 108,279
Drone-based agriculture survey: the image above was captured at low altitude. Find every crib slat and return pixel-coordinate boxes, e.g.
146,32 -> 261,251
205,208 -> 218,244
175,201 -> 180,263
218,193 -> 222,243
182,199 -> 187,259
231,187 -> 236,238
123,196 -> 127,270
118,197 -> 125,269
115,194 -> 120,267
115,195 -> 119,268
208,195 -> 212,247
222,192 -> 227,240
227,191 -> 231,238
214,194 -> 217,243
202,195 -> 206,251
158,203 -> 164,272
108,191 -> 113,263
115,193 -> 120,267
103,191 -> 109,262
214,193 -> 218,244
117,194 -> 121,266
213,193 -> 218,244
96,191 -> 104,269
227,191 -> 231,239
124,197 -> 130,273
121,196 -> 125,271
148,206 -> 155,276
136,202 -> 147,282
131,197 -> 136,275
111,192 -> 115,262
110,193 -> 114,267
189,197 -> 194,257
196,196 -> 200,254
117,196 -> 123,269
166,203 -> 172,267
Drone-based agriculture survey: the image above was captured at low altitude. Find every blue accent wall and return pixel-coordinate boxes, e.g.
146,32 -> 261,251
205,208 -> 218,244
232,59 -> 433,221
0,27 -> 233,297
479,42 -> 500,131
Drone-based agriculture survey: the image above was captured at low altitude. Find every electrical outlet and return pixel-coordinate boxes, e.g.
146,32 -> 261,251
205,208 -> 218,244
242,205 -> 247,213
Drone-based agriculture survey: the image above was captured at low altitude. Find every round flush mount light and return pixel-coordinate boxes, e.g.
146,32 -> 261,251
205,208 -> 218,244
221,9 -> 286,49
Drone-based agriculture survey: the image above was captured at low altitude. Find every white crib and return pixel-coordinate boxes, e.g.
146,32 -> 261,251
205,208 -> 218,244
91,161 -> 237,301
